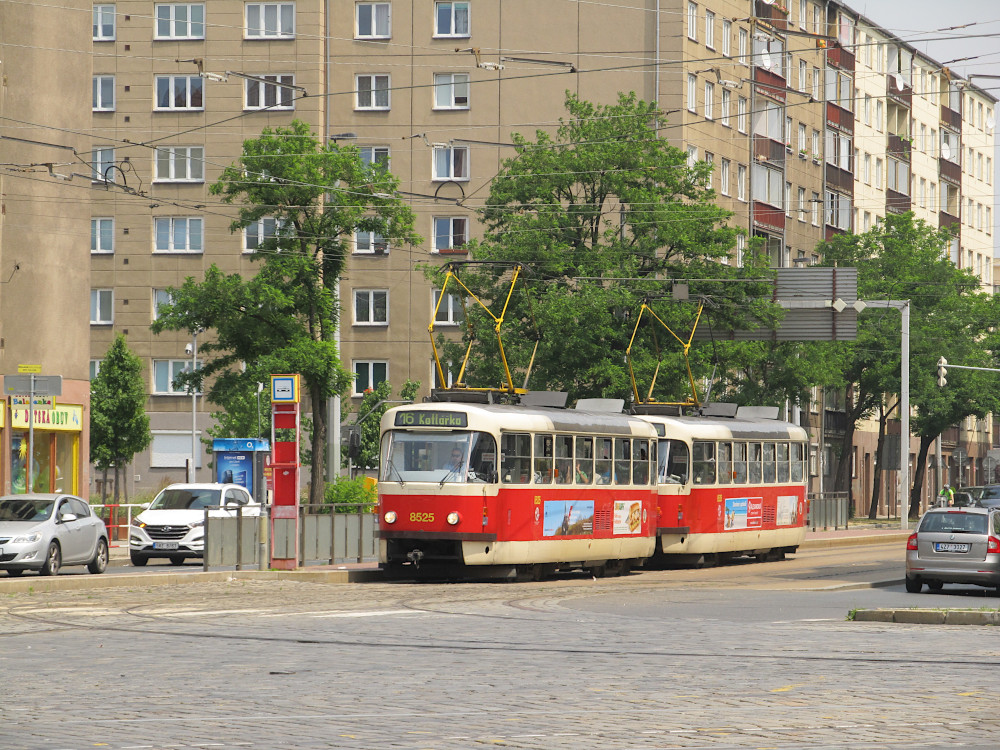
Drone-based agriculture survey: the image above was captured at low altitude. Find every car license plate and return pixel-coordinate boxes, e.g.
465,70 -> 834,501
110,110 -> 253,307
935,542 -> 970,553
153,542 -> 179,550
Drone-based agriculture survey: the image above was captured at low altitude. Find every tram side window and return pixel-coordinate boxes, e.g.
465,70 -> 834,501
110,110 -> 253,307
733,442 -> 747,483
575,436 -> 594,484
776,442 -> 790,482
534,434 -> 554,484
718,442 -> 733,485
501,433 -> 531,483
763,442 -> 776,483
790,442 -> 805,481
614,438 -> 631,485
748,442 -> 762,483
658,439 -> 689,484
554,435 -> 573,484
469,433 -> 498,482
632,439 -> 650,484
595,438 -> 613,484
692,441 -> 716,484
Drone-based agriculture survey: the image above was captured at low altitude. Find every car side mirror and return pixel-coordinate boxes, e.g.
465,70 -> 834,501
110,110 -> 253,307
58,512 -> 78,523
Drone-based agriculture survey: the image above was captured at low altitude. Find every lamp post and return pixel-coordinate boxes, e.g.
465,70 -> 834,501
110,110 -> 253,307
185,332 -> 198,482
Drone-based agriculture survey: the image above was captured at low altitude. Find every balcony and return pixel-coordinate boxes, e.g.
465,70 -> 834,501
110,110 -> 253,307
753,68 -> 787,101
939,158 -> 962,185
752,202 -> 785,234
940,105 -> 962,130
826,45 -> 855,72
887,134 -> 911,159
939,210 -> 960,230
754,134 -> 786,166
887,74 -> 912,107
825,163 -> 853,193
886,189 -> 911,214
825,103 -> 854,134
754,0 -> 788,31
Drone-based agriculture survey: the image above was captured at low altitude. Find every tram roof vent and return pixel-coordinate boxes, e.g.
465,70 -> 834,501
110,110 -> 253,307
430,389 -> 495,404
630,404 -> 682,416
521,391 -> 568,409
697,402 -> 739,418
736,405 -> 781,420
575,398 -> 625,413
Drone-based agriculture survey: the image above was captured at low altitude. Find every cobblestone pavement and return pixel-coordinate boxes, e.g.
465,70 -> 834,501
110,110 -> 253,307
2,562 -> 999,749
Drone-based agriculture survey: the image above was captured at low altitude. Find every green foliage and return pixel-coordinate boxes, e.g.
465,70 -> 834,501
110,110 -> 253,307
350,379 -> 420,469
90,334 -> 151,472
320,475 -> 377,513
152,120 -> 420,504
428,92 -> 776,403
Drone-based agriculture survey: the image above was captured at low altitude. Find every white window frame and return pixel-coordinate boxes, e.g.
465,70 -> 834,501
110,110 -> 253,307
152,289 -> 174,321
92,147 -> 115,183
687,74 -> 697,113
432,216 -> 469,252
797,187 -> 807,222
687,2 -> 698,41
811,191 -> 820,226
93,75 -> 115,111
738,27 -> 748,65
737,163 -> 747,201
359,146 -> 390,170
243,217 -> 283,252
721,19 -> 731,56
434,1 -> 469,38
737,96 -> 747,133
154,217 -> 204,253
432,145 -> 469,181
720,158 -> 730,196
150,431 -> 203,466
90,289 -> 113,325
353,289 -> 389,326
245,2 -> 295,39
355,1 -> 390,39
704,10 -> 715,49
93,4 -> 115,40
245,74 -> 296,110
90,360 -> 102,380
155,3 -> 205,39
355,74 -> 390,110
704,81 -> 714,120
353,360 -> 388,396
152,361 -> 201,396
154,146 -> 205,183
91,217 -> 114,254
434,73 -> 470,109
720,88 -> 731,126
155,75 -> 204,110
433,289 -> 464,325
354,229 -> 388,254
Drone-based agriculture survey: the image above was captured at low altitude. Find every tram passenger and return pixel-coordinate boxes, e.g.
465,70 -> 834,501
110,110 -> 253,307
574,461 -> 590,484
595,442 -> 613,484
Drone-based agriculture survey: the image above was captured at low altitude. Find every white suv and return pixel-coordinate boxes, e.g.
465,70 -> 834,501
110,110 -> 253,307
129,483 -> 260,566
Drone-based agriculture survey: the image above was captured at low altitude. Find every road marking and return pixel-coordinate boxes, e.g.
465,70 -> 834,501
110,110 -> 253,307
157,609 -> 269,617
310,609 -> 425,619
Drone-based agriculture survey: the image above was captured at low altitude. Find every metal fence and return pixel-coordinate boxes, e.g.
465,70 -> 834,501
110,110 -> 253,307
807,492 -> 850,530
91,503 -> 144,548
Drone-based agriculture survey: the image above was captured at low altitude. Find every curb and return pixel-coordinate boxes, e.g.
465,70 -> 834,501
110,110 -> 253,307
853,608 -> 1000,625
800,532 -> 910,550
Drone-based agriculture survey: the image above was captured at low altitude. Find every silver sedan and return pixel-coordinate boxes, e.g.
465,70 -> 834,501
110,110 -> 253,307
0,494 -> 109,576
905,506 -> 1000,593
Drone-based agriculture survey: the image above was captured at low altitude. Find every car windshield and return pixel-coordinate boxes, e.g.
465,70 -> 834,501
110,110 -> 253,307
978,486 -> 1000,499
0,498 -> 55,522
149,488 -> 221,510
920,512 -> 988,534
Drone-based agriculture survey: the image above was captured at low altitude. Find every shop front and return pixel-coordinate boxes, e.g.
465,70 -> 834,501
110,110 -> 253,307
6,402 -> 83,496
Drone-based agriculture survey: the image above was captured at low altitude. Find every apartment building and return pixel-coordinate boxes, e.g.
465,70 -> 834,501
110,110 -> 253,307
75,0 -> 994,498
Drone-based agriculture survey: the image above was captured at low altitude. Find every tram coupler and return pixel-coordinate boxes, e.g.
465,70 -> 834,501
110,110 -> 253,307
406,549 -> 424,568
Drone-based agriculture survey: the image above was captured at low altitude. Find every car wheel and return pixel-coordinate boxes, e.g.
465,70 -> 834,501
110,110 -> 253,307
905,576 -> 922,593
129,552 -> 149,567
927,580 -> 943,592
39,543 -> 61,576
6,569 -> 24,577
169,555 -> 185,566
87,538 -> 109,574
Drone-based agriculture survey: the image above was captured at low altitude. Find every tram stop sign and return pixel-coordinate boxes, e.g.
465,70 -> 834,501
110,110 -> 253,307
3,374 -> 62,397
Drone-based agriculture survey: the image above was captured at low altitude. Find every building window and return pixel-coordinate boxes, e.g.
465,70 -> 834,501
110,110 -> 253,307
797,187 -> 806,222
825,129 -> 852,172
721,88 -> 731,126
863,153 -> 871,184
875,99 -> 883,131
687,74 -> 697,112
355,74 -> 390,110
354,289 -> 388,326
735,233 -> 746,266
686,145 -> 697,168
811,129 -> 820,158
353,360 -> 387,395
799,0 -> 806,27
720,158 -> 730,196
737,96 -> 747,133
738,27 -> 748,64
434,1 -> 469,37
784,182 -> 792,217
887,157 -> 909,195
93,4 -> 115,40
704,82 -> 714,120
153,360 -> 200,395
93,76 -> 114,111
244,217 -> 282,252
704,10 -> 715,49
154,146 -> 204,182
154,217 -> 203,253
797,123 -> 806,152
940,129 -> 960,164
91,218 -> 114,253
798,59 -> 806,92
752,163 -> 783,206
355,229 -> 388,254
687,2 -> 697,41
155,3 -> 205,39
432,145 -> 469,181
825,190 -> 851,230
433,216 -> 468,252
433,289 -> 464,325
245,74 -> 296,110
91,147 -> 115,183
752,99 -> 783,141
90,360 -> 102,380
811,191 -> 820,225
721,19 -> 731,56
811,66 -> 820,100
431,360 -> 456,389
246,2 -> 294,38
359,146 -> 390,171
704,151 -> 714,188
356,2 -> 390,38
434,73 -> 470,109
90,289 -> 113,325
152,289 -> 174,320
155,75 -> 204,110
875,157 -> 883,189
737,164 -> 747,201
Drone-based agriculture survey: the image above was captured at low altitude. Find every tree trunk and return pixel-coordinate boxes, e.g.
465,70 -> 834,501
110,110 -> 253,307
909,434 -> 935,519
101,466 -> 109,503
310,382 -> 326,507
833,420 -> 856,503
113,463 -> 120,504
868,408 -> 889,519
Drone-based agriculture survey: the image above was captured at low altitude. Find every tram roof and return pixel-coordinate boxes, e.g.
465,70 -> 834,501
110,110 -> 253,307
638,413 -> 809,441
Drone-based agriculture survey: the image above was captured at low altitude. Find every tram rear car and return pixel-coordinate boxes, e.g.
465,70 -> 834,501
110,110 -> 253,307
377,403 -> 658,579
643,414 -> 809,565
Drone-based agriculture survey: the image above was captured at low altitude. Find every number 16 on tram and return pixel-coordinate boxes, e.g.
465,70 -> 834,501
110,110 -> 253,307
377,402 -> 659,580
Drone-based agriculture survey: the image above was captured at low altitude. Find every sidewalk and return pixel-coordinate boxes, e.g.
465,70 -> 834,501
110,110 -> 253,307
802,525 -> 910,549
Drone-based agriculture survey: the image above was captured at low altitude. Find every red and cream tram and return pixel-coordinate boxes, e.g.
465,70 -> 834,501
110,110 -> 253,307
642,412 -> 809,564
377,401 -> 659,579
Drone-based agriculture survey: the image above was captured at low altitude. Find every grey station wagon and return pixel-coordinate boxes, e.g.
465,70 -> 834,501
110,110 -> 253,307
905,507 -> 1000,593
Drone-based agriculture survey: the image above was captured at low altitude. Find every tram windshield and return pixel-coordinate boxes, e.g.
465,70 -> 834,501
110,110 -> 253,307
380,430 -> 497,483
658,439 -> 690,484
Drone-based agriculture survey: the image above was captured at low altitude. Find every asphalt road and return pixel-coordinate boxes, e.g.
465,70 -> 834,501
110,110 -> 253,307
3,541 -> 999,750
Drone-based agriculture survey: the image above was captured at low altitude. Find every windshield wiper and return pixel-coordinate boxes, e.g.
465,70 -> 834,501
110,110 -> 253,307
385,460 -> 405,487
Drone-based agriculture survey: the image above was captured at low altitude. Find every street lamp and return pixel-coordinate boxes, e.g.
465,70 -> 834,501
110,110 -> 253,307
185,332 -> 198,482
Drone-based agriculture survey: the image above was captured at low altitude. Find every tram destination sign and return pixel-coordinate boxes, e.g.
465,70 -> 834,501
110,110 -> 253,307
394,410 -> 468,428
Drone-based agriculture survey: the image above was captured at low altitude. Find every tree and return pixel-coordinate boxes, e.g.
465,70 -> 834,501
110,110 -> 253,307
431,92 -> 775,403
818,212 -> 1000,518
153,121 -> 420,504
90,334 -> 151,502
350,379 -> 420,470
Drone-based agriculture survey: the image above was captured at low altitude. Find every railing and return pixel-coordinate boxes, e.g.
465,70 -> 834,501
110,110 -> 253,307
91,503 -> 145,548
807,492 -> 850,530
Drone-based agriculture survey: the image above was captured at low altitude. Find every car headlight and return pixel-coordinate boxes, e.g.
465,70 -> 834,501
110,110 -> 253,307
446,512 -> 460,525
11,532 -> 42,544
131,517 -> 146,528
383,511 -> 397,524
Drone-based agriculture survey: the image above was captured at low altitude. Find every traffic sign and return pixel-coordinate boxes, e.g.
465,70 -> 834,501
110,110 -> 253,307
17,364 -> 41,373
271,374 -> 301,403
4,374 -> 62,396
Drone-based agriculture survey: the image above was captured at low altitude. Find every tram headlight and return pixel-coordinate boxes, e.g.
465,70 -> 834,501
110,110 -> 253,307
383,511 -> 397,524
446,512 -> 460,525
